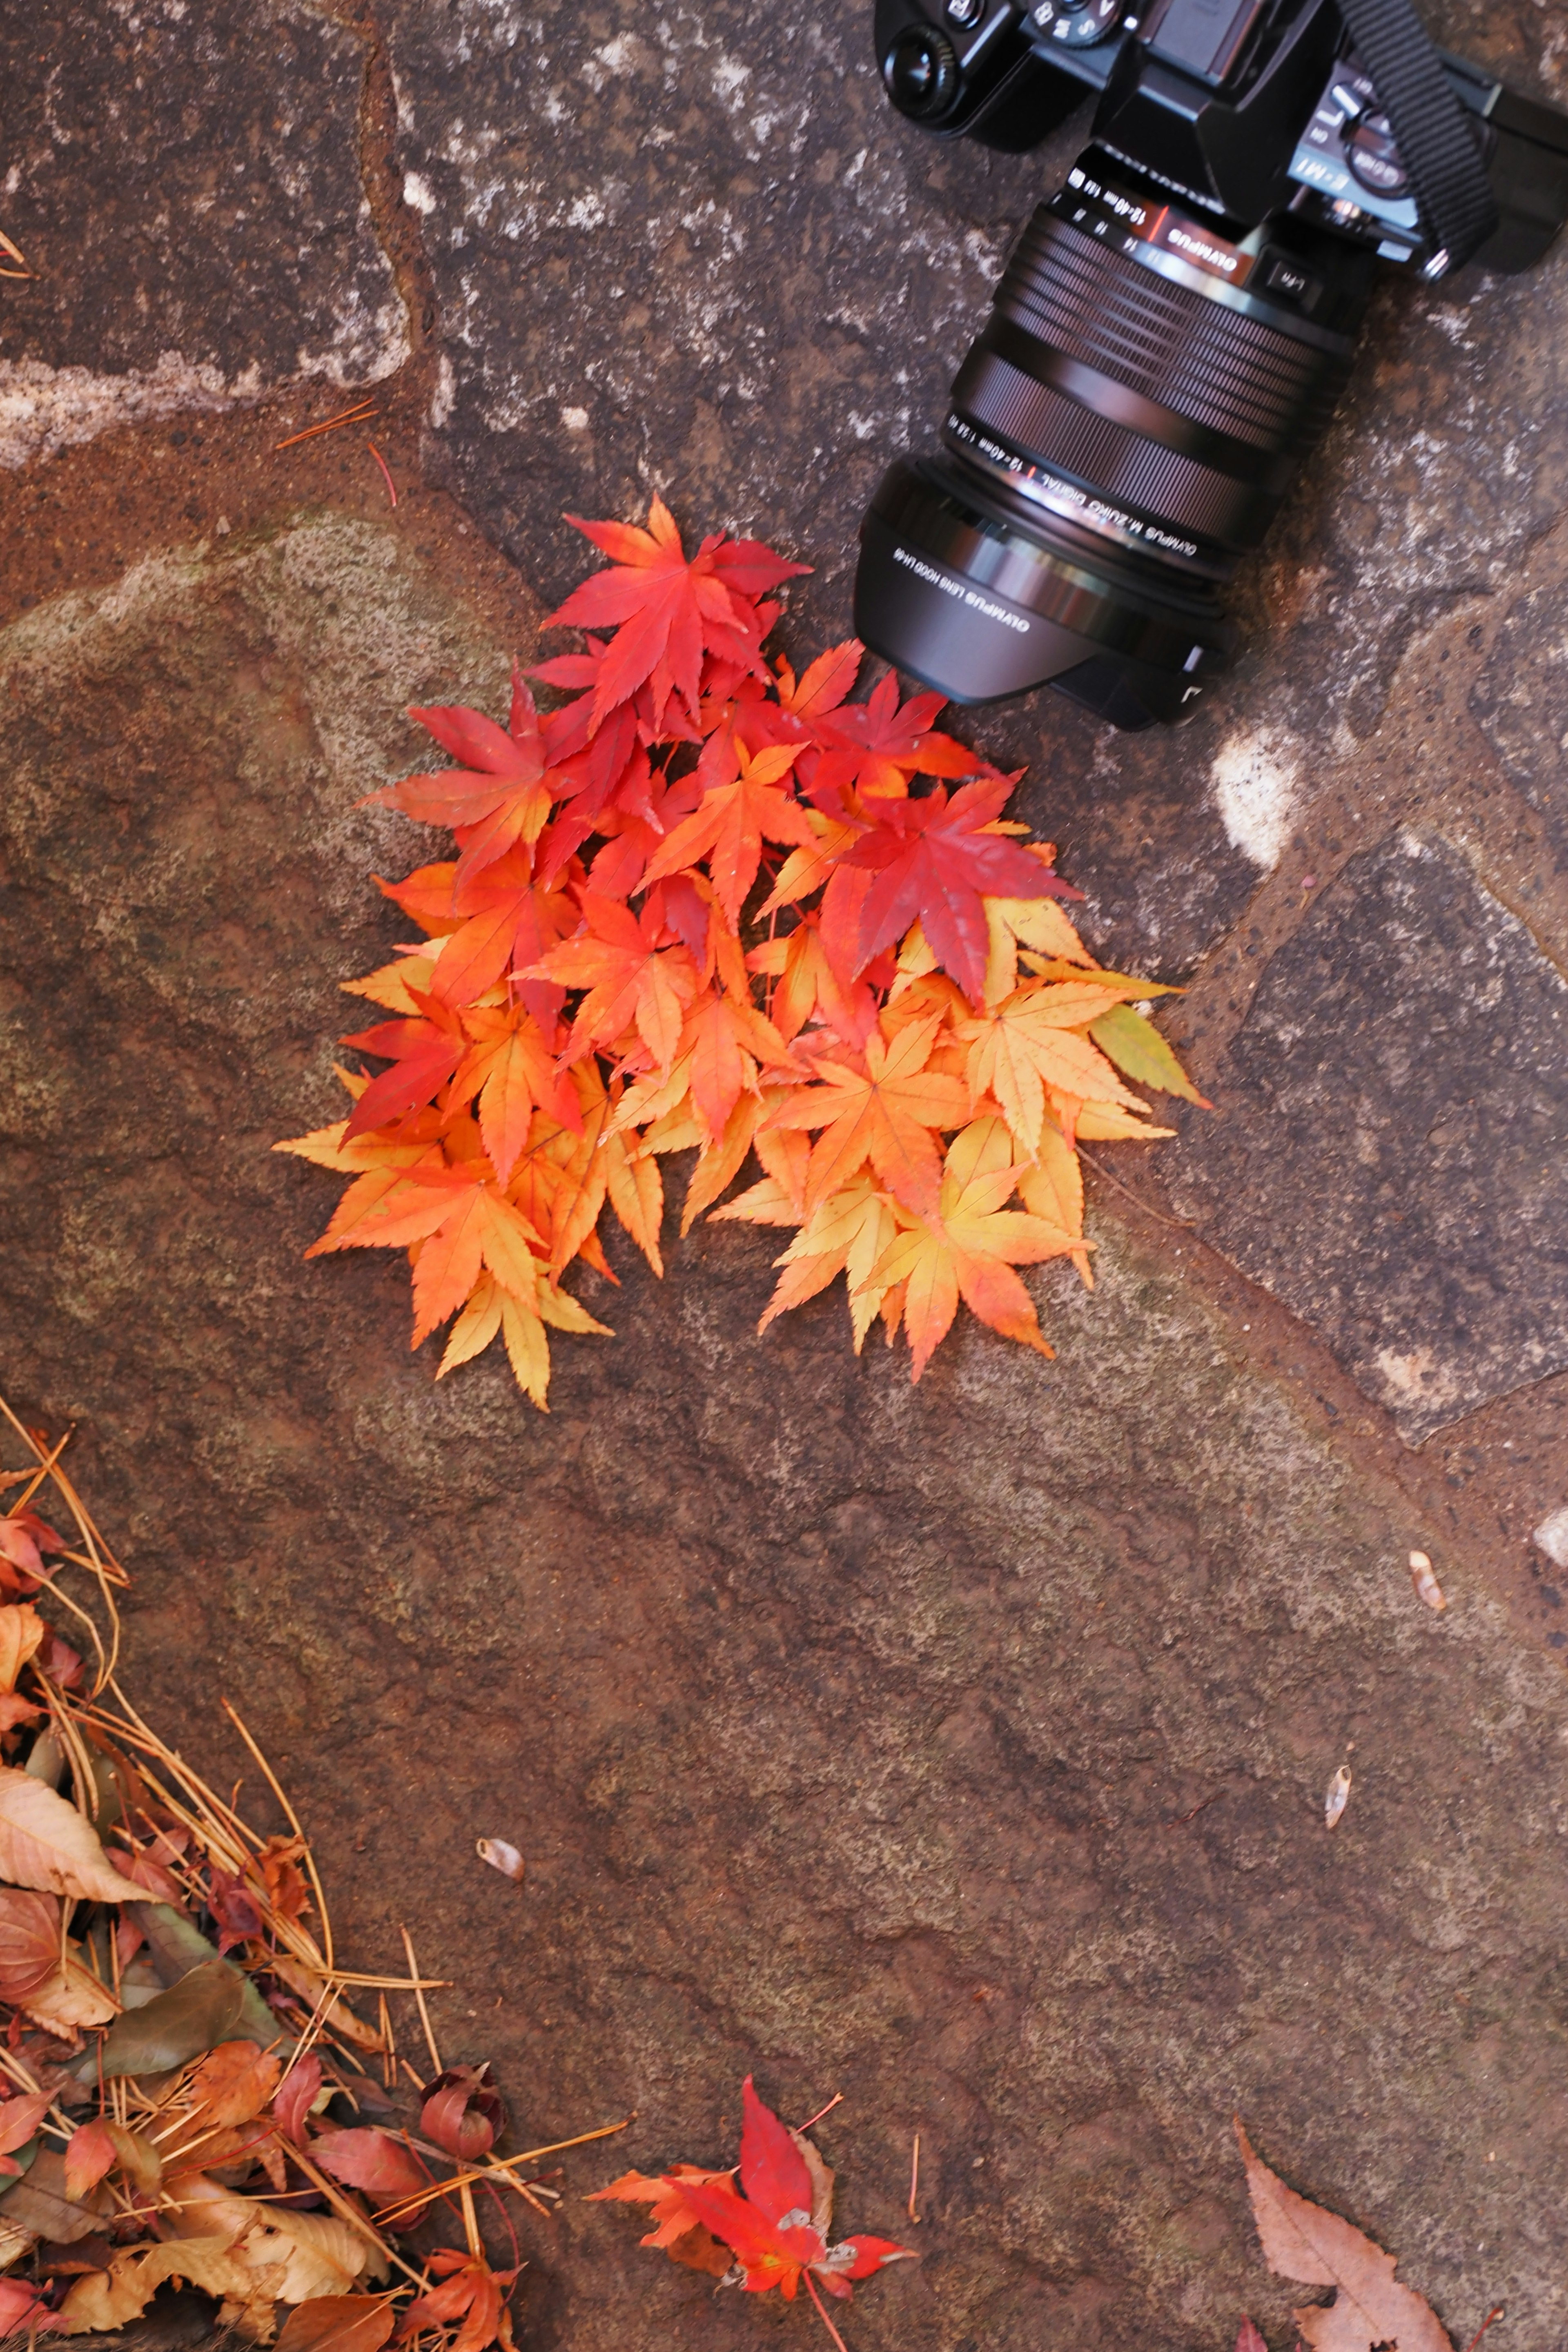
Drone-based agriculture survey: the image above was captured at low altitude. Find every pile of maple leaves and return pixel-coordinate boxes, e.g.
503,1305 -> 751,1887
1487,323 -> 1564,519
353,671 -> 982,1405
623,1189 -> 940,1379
0,1408 -> 619,2348
280,497 -> 1203,1406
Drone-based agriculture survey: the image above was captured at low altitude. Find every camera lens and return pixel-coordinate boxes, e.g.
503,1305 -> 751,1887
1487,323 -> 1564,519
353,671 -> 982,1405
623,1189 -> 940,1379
855,165 -> 1371,724
883,25 -> 962,122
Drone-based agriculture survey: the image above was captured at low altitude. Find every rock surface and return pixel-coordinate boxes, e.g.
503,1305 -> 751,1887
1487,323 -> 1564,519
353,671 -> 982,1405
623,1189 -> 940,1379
3,0 -> 1568,2343
1171,828 -> 1568,1443
3,518 -> 1568,2350
0,0 -> 407,468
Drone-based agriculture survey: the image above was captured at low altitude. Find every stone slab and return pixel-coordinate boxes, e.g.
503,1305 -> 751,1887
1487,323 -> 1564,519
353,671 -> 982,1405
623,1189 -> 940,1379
4,525 -> 1568,2348
0,0 -> 407,469
1171,827 -> 1568,1443
1468,580 -> 1568,871
382,0 -> 1568,976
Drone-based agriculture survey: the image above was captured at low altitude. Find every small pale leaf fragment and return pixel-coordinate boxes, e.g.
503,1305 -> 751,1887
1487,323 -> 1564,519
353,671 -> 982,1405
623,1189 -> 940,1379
1408,1550 -> 1446,1613
1324,1765 -> 1352,1831
476,1837 -> 524,1882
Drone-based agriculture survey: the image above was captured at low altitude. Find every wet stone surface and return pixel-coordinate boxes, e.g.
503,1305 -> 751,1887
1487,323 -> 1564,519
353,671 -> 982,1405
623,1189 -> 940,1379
4,521 -> 1568,2350
1170,828 -> 1568,1445
0,0 -> 406,468
1469,579 -> 1568,874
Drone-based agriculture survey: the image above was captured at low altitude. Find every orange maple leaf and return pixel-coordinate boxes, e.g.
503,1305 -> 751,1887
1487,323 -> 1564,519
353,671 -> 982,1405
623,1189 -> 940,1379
527,893 -> 701,1070
761,1013 -> 969,1216
865,1117 -> 1083,1377
641,735 -> 817,928
813,669 -> 987,802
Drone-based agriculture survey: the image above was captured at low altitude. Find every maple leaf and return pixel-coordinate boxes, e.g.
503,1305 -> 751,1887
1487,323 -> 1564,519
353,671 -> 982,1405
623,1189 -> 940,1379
397,2247 -> 519,2352
605,2078 -> 915,2321
813,668 -> 990,803
864,1117 -> 1081,1377
526,893 -> 701,1071
365,675 -> 557,894
340,1008 -> 463,1140
447,1004 -> 577,1185
761,1013 -> 969,1216
717,1173 -> 903,1352
641,734 -> 817,928
547,496 -> 807,733
839,779 -> 1080,1004
956,979 -> 1151,1155
747,913 -> 878,1048
1236,2118 -> 1453,2352
588,2163 -> 735,2256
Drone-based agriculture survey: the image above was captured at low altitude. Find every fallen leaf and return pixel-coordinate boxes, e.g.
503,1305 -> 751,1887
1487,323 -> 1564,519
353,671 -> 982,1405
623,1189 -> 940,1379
0,1890 -> 63,2001
169,2172 -> 374,2302
186,2039 -> 283,2130
1408,1551 -> 1447,1613
0,2273 -> 60,2334
0,2147 -> 105,2244
1324,1766 -> 1352,1832
1089,1000 -> 1210,1105
395,2245 -> 519,2352
22,1947 -> 120,2032
63,2120 -> 118,2204
476,1838 -> 524,1882
1237,2323 -> 1268,2352
0,1604 -> 45,1693
98,1957 -> 249,2076
58,2234 -> 282,2336
422,2063 -> 505,2161
0,1768 -> 146,1904
276,2296 -> 397,2352
596,2077 -> 913,2309
310,2126 -> 426,2201
1236,2118 -> 1453,2352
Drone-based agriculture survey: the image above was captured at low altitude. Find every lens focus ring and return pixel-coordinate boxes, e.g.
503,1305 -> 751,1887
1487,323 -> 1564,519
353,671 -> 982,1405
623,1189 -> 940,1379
995,208 -> 1352,456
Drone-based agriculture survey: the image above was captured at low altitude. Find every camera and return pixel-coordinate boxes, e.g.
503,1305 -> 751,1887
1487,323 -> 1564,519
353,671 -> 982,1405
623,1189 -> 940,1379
854,0 -> 1568,727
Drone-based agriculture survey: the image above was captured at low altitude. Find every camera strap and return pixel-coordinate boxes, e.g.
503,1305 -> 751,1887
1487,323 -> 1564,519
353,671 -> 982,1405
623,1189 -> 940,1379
1335,0 -> 1499,272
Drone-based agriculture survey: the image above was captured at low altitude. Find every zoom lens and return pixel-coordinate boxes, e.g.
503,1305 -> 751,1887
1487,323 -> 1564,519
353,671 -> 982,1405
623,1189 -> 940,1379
855,161 -> 1371,725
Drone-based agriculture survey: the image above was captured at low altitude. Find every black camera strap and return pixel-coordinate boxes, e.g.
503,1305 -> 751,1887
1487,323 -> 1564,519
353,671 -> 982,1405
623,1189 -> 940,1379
1335,0 -> 1499,272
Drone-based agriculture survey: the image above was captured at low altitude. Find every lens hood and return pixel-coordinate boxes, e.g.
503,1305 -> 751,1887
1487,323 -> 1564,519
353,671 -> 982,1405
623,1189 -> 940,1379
854,458 -> 1236,726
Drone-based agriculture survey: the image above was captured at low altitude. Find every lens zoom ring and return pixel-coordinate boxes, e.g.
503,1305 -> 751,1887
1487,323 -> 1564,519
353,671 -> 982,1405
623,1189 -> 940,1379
950,348 -> 1278,549
996,209 -> 1350,453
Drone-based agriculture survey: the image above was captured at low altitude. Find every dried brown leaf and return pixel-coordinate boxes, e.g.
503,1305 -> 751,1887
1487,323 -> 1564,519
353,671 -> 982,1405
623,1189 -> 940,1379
0,2147 -> 105,2244
57,2234 -> 282,2336
0,1768 -> 145,1904
187,2038 -> 284,2130
1236,2119 -> 1453,2352
275,2296 -> 397,2352
0,1890 -> 62,2001
0,1606 -> 45,1694
22,1947 -> 120,2032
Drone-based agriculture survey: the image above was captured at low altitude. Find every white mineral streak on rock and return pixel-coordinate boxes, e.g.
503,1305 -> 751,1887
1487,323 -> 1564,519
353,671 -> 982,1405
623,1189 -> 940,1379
1533,1506 -> 1568,1568
0,353 -> 247,471
403,169 -> 438,215
1209,726 -> 1302,870
0,285 -> 407,473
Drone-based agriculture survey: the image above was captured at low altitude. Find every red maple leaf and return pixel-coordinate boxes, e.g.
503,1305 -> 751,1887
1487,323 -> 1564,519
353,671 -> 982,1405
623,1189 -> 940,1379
599,2077 -> 914,2338
366,672 -> 559,895
839,779 -> 1080,1004
546,496 -> 807,733
341,1005 -> 464,1138
812,669 -> 989,804
396,2247 -> 519,2352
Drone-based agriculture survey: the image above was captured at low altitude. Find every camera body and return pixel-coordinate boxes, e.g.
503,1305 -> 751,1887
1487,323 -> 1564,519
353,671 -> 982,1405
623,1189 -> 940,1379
855,0 -> 1568,726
